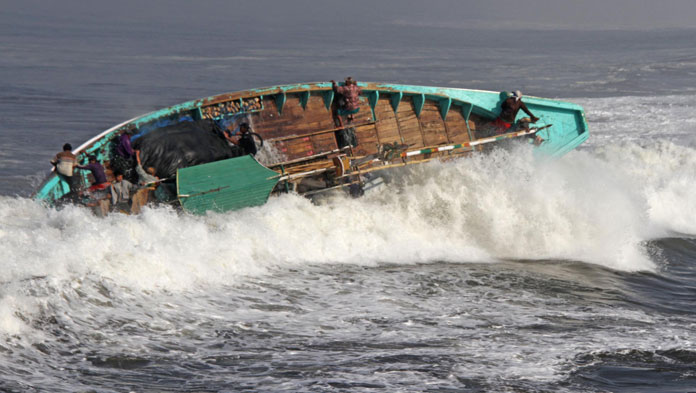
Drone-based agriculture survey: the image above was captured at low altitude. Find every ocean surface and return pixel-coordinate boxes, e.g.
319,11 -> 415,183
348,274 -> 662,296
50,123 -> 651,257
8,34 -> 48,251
2,3 -> 696,392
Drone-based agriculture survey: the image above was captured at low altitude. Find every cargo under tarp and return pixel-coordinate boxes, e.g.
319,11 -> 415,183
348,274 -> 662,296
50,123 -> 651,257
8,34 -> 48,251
133,119 -> 241,179
176,155 -> 280,214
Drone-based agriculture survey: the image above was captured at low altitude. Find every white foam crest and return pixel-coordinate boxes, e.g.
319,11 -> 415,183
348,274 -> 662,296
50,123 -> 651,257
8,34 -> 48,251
8,137 -> 696,297
368,146 -> 656,271
0,143 -> 670,297
594,141 -> 696,236
0,295 -> 28,335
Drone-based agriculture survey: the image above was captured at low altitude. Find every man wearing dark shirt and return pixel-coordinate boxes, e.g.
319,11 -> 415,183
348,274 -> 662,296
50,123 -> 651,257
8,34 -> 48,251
224,123 -> 258,156
112,128 -> 137,179
76,155 -> 108,191
116,131 -> 135,159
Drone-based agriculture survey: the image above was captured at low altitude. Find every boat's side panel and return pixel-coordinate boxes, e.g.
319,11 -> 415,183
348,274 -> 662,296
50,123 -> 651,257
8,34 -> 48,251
252,95 -> 336,160
375,83 -> 589,156
525,103 -> 589,156
353,123 -> 380,156
373,97 -> 402,146
419,100 -> 449,147
444,107 -> 473,145
400,97 -> 428,147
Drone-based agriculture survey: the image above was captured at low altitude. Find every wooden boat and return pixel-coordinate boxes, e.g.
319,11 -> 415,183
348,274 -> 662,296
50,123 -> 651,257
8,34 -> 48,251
35,82 -> 589,214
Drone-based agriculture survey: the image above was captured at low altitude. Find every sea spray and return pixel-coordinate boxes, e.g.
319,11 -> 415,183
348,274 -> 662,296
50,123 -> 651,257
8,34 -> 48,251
580,95 -> 696,148
7,140 -> 696,298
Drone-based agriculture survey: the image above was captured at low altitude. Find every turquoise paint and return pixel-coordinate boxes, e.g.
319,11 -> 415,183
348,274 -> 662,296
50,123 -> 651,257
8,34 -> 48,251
439,98 -> 452,121
35,81 -> 589,203
390,91 -> 403,113
322,90 -> 334,111
412,94 -> 425,118
460,102 -> 475,141
275,92 -> 286,114
367,91 -> 379,121
299,91 -> 310,110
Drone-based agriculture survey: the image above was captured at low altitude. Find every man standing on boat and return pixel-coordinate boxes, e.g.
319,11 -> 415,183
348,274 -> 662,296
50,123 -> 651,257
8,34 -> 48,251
331,77 -> 361,147
332,77 -> 362,123
51,143 -> 79,195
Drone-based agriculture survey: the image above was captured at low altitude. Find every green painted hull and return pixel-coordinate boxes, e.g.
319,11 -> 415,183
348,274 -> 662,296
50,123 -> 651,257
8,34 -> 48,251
177,155 -> 279,214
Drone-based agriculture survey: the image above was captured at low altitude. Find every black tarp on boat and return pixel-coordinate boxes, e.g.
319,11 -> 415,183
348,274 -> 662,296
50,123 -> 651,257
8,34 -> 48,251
132,119 -> 242,179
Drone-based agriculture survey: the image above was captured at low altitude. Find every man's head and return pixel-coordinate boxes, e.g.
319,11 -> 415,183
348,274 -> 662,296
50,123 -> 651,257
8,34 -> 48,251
239,123 -> 250,133
345,77 -> 355,86
88,155 -> 97,163
114,171 -> 124,181
63,143 -> 72,151
512,90 -> 523,101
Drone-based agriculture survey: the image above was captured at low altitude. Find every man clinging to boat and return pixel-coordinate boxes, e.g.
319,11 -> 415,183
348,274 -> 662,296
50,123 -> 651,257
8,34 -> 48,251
135,150 -> 159,186
331,77 -> 362,148
223,123 -> 259,156
331,77 -> 362,125
76,155 -> 109,192
491,90 -> 544,145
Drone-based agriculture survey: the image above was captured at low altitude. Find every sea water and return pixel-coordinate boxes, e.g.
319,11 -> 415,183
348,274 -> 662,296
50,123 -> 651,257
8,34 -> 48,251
1,3 -> 696,392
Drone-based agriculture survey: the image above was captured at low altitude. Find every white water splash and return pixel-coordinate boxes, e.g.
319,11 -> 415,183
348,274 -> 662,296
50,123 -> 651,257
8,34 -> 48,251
6,138 -> 696,304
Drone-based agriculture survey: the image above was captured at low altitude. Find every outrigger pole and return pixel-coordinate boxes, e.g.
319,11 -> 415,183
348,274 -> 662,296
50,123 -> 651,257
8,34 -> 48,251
398,125 -> 551,158
298,125 -> 553,196
281,125 -> 553,183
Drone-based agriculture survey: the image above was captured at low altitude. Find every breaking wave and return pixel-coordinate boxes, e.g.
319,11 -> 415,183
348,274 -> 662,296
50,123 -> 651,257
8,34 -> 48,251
4,141 -> 696,296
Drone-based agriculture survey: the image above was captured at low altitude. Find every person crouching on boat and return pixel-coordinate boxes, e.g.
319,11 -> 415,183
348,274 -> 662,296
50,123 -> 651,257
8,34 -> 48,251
492,90 -> 544,145
51,143 -> 79,195
109,170 -> 136,211
76,155 -> 109,192
224,123 -> 258,156
331,77 -> 362,126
